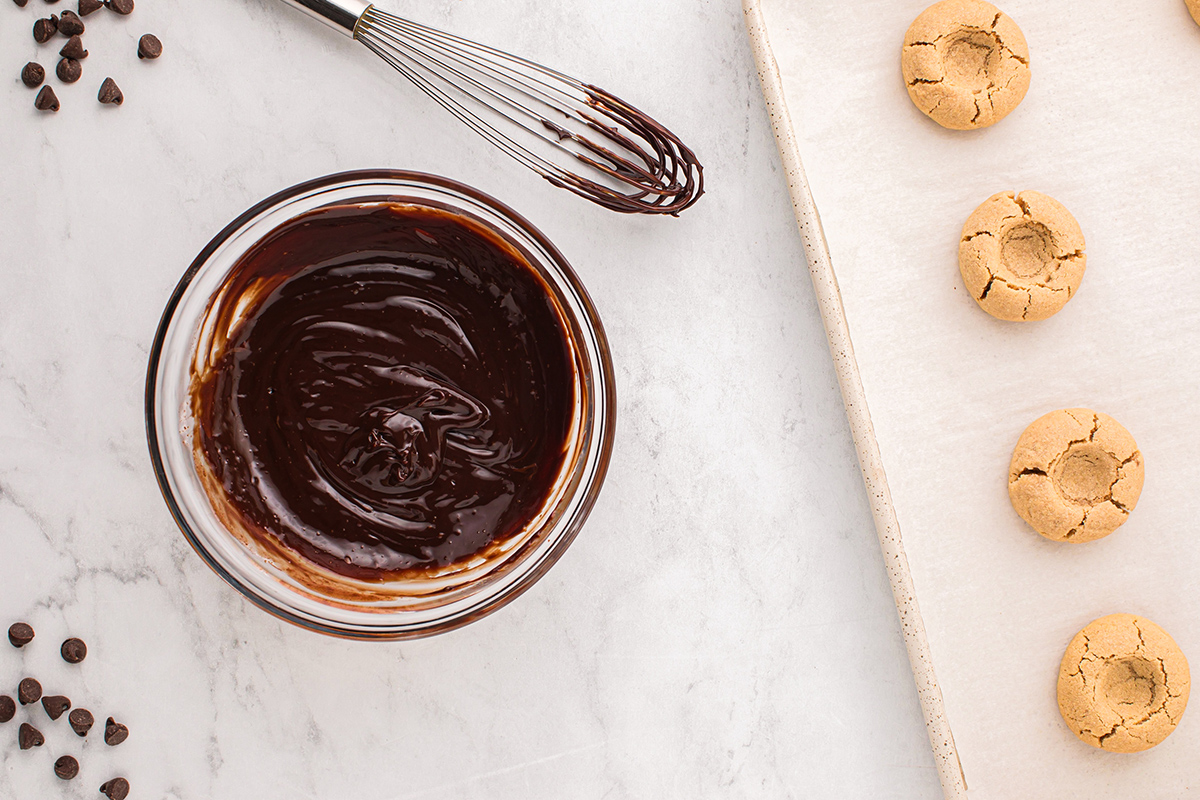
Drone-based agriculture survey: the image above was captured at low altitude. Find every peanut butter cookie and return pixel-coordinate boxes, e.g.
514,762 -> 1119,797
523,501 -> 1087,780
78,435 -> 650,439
1188,0 -> 1200,26
959,191 -> 1086,321
1008,409 -> 1143,543
1058,614 -> 1190,753
901,0 -> 1031,130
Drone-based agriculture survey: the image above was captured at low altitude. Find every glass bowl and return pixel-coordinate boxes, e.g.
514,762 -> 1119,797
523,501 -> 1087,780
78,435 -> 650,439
146,170 -> 615,640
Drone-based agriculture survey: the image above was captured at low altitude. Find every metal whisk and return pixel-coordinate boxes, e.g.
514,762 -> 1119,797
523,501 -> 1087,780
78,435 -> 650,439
279,0 -> 704,215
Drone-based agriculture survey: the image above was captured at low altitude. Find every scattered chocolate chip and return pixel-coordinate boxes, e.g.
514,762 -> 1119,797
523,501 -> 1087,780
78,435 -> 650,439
61,637 -> 88,663
21,62 -> 46,88
79,0 -> 101,12
0,696 -> 15,723
104,0 -> 131,13
58,8 -> 84,35
57,57 -> 82,83
18,722 -> 44,749
60,34 -> 87,59
45,0 -> 62,4
14,0 -> 30,8
68,708 -> 94,736
54,754 -> 80,780
18,678 -> 43,705
137,32 -> 162,59
100,777 -> 131,800
98,77 -> 123,105
103,716 -> 128,746
8,623 -> 35,648
42,695 -> 72,719
34,85 -> 59,110
33,15 -> 58,43
35,85 -> 60,111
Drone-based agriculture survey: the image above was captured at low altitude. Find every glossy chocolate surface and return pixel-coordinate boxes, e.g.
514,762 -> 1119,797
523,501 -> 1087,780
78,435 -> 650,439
190,203 -> 574,579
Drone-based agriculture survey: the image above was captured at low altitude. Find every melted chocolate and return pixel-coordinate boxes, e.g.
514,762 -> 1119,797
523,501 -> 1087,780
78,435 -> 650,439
190,203 -> 575,579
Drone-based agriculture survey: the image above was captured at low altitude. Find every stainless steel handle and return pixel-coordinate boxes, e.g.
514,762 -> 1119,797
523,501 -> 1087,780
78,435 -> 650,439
278,0 -> 369,36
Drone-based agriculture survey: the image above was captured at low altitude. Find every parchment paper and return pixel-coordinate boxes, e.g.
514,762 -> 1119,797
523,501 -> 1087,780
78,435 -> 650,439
752,1 -> 1200,796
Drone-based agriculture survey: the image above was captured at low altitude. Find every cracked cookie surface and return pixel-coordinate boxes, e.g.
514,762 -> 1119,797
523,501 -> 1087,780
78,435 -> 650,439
1009,409 -> 1143,543
901,0 -> 1031,130
960,190 -> 1086,321
1058,614 -> 1190,753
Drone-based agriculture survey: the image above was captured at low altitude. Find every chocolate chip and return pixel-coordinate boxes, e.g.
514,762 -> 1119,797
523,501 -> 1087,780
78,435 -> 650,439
19,722 -> 44,749
103,716 -> 128,746
104,0 -> 131,14
60,34 -> 87,59
8,623 -> 35,648
138,32 -> 162,59
58,8 -> 84,35
57,57 -> 81,83
21,62 -> 46,88
79,0 -> 101,12
34,85 -> 59,111
33,16 -> 58,43
100,777 -> 131,800
14,0 -> 30,8
45,0 -> 62,4
42,695 -> 72,719
68,707 -> 94,736
0,696 -> 14,723
61,637 -> 87,663
18,678 -> 42,705
98,77 -> 123,105
55,754 -> 80,780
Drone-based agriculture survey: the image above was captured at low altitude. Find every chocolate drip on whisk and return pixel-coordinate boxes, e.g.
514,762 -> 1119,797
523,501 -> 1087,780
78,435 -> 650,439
278,0 -> 704,215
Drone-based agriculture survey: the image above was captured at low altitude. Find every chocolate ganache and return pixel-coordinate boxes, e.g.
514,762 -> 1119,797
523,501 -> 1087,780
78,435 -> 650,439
189,203 -> 576,580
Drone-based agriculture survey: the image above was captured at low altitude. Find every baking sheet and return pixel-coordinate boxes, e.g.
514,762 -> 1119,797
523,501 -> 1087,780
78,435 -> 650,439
747,1 -> 1200,797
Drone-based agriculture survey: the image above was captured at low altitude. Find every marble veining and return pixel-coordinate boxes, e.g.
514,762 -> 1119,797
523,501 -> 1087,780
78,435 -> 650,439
0,0 -> 939,797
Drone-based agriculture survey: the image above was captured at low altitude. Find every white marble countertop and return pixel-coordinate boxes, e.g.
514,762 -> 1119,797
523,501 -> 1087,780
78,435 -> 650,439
0,0 -> 941,796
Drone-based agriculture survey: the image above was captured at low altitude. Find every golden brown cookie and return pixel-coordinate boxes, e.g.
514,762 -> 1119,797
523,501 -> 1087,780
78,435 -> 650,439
959,191 -> 1086,321
1008,409 -> 1143,542
1188,0 -> 1200,26
901,0 -> 1031,130
1058,614 -> 1190,753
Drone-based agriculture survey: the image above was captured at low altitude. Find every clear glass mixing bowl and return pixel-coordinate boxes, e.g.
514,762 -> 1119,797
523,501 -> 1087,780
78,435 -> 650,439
146,170 -> 615,639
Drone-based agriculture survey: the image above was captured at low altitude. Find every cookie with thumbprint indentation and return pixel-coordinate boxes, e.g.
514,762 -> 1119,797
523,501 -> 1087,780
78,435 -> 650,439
1009,409 -> 1143,543
901,0 -> 1030,130
959,191 -> 1085,321
1058,614 -> 1190,752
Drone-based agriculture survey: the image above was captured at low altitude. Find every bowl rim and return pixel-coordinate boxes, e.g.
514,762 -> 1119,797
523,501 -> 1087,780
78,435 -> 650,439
144,169 -> 616,640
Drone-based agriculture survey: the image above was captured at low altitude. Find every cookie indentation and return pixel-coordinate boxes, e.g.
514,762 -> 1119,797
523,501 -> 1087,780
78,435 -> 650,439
959,191 -> 1086,321
1053,444 -> 1120,505
1058,614 -> 1190,753
1000,222 -> 1054,280
1008,409 -> 1143,543
901,0 -> 1031,130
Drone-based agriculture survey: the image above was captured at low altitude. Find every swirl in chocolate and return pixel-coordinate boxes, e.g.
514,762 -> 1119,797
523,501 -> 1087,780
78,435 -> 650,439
189,203 -> 575,580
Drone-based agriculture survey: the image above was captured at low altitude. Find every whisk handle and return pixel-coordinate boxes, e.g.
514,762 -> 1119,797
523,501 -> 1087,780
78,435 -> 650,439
278,0 -> 369,36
